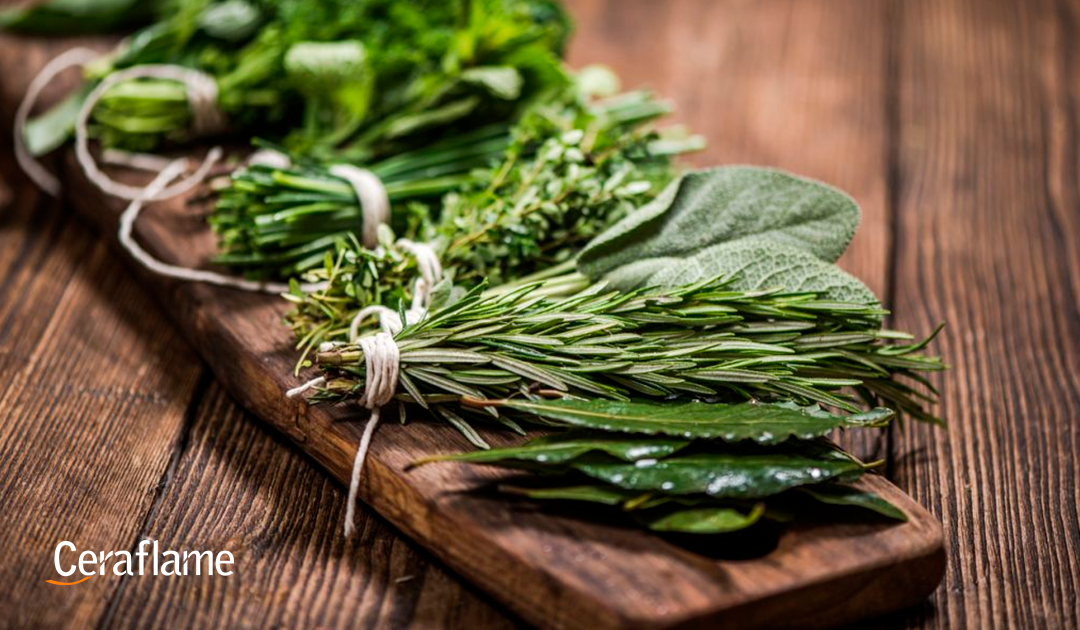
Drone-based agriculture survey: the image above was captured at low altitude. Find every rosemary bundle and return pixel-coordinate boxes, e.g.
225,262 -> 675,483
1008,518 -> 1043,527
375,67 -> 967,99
311,278 -> 943,447
311,277 -> 941,531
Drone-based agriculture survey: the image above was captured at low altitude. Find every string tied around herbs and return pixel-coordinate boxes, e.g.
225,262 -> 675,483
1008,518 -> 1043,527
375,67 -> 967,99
12,50 -> 303,292
74,64 -> 228,203
286,238 -> 443,537
285,315 -> 404,537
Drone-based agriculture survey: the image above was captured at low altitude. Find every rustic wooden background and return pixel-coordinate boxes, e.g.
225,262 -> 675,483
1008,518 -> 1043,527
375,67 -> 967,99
0,0 -> 1077,628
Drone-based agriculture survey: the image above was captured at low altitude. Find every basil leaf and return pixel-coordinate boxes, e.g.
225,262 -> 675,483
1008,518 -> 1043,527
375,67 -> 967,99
798,483 -> 908,521
571,443 -> 869,498
578,166 -> 860,286
503,399 -> 893,444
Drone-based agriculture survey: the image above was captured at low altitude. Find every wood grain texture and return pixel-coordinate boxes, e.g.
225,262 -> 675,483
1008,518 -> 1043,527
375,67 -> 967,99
31,3 -> 943,626
102,383 -> 516,630
0,0 -> 981,628
0,146 -> 204,628
566,0 -> 894,464
0,30 -> 518,630
889,0 -> 1080,627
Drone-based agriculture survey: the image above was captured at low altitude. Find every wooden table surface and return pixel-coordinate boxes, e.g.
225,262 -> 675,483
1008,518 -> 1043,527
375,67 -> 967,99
0,0 -> 1077,628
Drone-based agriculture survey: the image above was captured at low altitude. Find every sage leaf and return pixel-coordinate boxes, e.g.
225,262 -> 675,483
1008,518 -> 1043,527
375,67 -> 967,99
797,483 -> 908,521
638,239 -> 880,304
502,399 -> 893,444
578,166 -> 860,287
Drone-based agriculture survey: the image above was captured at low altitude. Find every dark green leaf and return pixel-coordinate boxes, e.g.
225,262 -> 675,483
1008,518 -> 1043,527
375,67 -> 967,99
633,503 -> 766,534
502,399 -> 893,444
501,483 -> 641,506
418,432 -> 691,466
570,443 -> 869,498
797,483 -> 908,521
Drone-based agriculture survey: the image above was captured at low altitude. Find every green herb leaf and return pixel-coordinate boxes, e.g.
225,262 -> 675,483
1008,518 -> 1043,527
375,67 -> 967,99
570,442 -> 869,498
633,503 -> 766,534
578,166 -> 861,289
641,239 -> 880,304
501,399 -> 893,444
797,483 -> 908,521
501,483 -> 642,506
418,432 -> 691,466
459,66 -> 524,100
23,86 -> 90,156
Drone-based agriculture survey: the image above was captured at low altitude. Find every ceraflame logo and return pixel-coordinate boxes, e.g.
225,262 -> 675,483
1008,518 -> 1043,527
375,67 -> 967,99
49,540 -> 234,585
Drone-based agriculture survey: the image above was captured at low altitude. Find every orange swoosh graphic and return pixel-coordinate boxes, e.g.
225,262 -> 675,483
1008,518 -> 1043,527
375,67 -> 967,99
46,576 -> 92,586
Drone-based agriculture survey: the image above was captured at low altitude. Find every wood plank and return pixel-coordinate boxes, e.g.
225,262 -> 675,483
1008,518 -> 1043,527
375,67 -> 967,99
0,160 -> 204,627
101,383 -> 516,630
890,0 -> 1080,627
566,0 -> 894,462
0,32 -> 520,630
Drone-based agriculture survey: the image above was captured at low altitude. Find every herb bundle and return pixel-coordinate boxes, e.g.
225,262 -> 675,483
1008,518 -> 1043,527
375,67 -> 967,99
311,277 -> 943,446
296,166 -> 945,536
13,0 -> 571,158
211,82 -> 697,280
311,276 -> 940,531
284,88 -> 702,351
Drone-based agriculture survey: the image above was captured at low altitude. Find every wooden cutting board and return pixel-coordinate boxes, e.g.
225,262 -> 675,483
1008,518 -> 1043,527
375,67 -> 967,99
47,151 -> 943,629
1,36 -> 944,630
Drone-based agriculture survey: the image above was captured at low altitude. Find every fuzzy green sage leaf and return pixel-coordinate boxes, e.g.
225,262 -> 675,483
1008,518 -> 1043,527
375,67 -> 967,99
578,166 -> 861,290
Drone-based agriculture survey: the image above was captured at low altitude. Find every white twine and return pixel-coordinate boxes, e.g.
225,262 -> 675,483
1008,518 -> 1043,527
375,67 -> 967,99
328,164 -> 390,249
75,64 -> 228,202
347,239 -> 442,340
72,64 -> 227,202
284,376 -> 325,398
13,47 -> 101,196
102,148 -> 179,172
287,238 -> 442,537
246,148 -> 292,169
119,158 -> 328,293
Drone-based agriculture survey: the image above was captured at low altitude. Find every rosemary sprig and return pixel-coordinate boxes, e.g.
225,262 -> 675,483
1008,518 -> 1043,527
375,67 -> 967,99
308,277 -> 945,448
